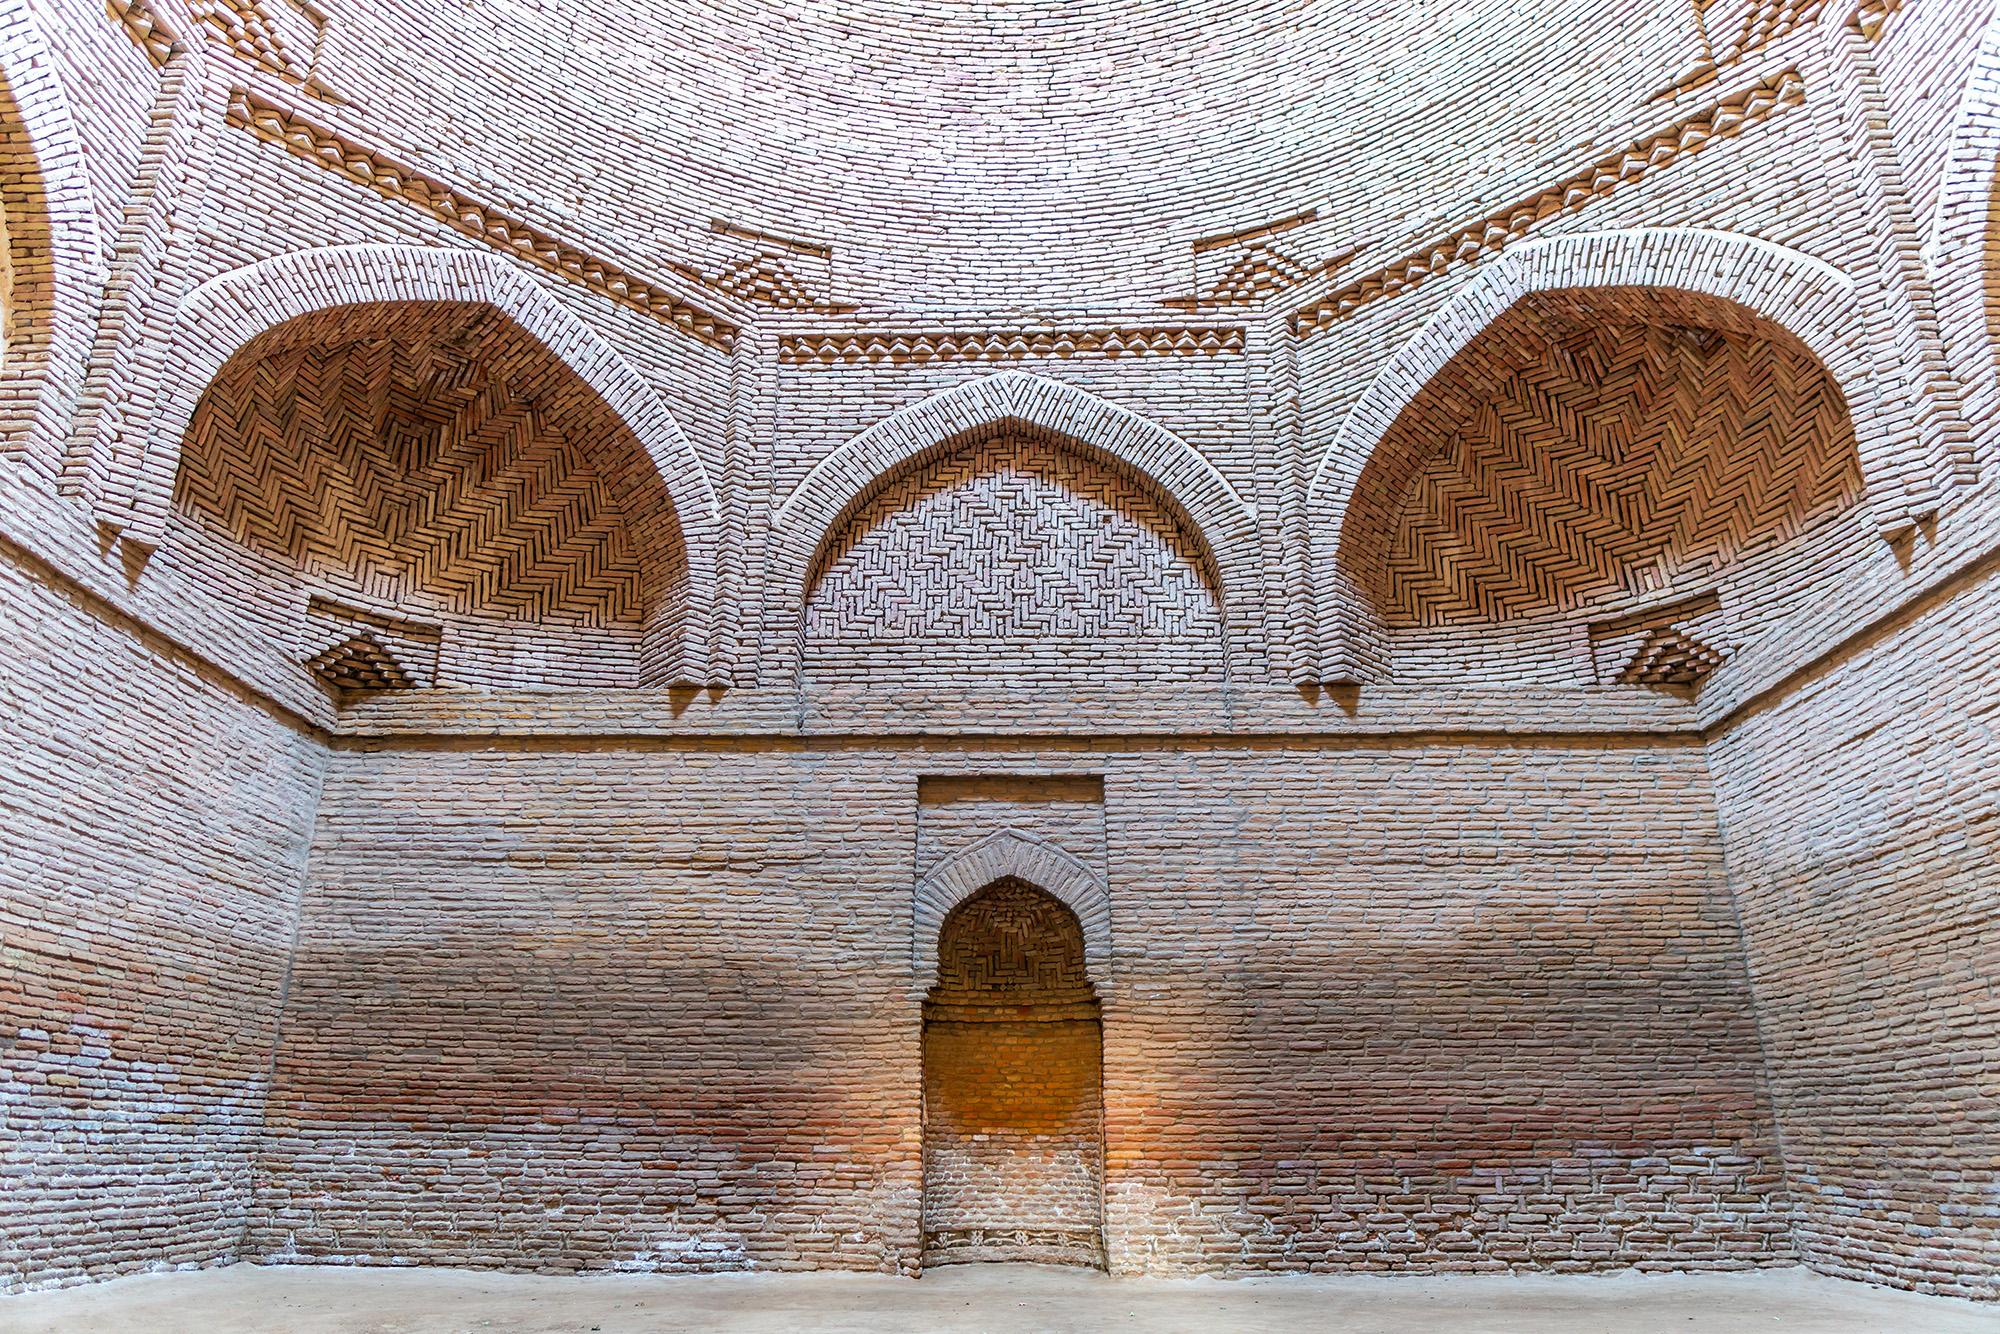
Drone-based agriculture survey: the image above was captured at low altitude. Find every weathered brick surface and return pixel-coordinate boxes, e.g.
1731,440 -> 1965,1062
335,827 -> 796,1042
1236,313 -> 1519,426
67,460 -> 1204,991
237,740 -> 1787,1279
1708,566 -> 2000,1299
0,552 -> 326,1291
1,0 -> 1996,1304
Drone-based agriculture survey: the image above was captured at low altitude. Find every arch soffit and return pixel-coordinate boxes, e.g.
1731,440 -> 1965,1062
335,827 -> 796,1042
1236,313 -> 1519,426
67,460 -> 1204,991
1307,228 -> 1866,522
770,370 -> 1260,610
912,828 -> 1112,982
135,244 -> 720,546
0,0 -> 105,455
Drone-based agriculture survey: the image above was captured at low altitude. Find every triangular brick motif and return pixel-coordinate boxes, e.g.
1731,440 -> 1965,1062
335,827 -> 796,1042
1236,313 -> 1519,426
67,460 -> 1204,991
712,253 -> 814,308
1203,244 -> 1314,305
1618,626 -> 1724,687
303,631 -> 416,694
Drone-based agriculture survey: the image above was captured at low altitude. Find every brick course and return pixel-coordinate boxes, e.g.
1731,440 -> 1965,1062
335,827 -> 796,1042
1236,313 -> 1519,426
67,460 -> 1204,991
1,0 -> 1996,1304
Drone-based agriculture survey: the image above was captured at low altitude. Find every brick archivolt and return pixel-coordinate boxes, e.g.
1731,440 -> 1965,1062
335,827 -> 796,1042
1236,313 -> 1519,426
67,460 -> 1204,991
0,3 -> 104,477
1302,228 -> 1892,686
177,302 -> 682,633
114,243 -> 723,684
1924,4 -> 2000,464
912,829 -> 1112,994
768,372 -> 1263,684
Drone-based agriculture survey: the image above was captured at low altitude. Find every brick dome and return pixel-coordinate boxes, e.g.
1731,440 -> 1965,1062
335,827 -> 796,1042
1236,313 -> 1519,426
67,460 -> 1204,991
2,0 -> 1997,1313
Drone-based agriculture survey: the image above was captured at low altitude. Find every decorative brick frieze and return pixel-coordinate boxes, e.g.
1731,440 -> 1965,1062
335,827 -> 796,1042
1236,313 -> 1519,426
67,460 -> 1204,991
191,0 -> 321,87
778,326 -> 1245,366
223,89 -> 740,350
1292,69 -> 1807,338
1162,207 -> 1359,311
706,217 -> 855,312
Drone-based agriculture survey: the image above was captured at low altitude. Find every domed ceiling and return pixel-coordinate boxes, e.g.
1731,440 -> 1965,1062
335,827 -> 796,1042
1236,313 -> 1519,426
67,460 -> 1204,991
329,0 -> 1701,314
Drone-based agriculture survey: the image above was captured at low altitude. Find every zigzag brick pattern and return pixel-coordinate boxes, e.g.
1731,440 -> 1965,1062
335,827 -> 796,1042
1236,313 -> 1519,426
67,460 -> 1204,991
780,327 -> 1244,366
802,435 -> 1226,682
225,90 -> 739,350
175,303 -> 682,635
1361,294 -> 1862,627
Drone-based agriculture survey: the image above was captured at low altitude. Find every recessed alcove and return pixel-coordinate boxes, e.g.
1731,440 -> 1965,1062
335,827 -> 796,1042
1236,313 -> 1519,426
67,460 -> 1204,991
1,0 -> 1997,1327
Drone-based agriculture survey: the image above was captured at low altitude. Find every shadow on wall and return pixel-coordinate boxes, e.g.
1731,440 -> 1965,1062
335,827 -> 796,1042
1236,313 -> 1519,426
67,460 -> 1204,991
171,300 -> 692,691
1339,285 -> 1869,688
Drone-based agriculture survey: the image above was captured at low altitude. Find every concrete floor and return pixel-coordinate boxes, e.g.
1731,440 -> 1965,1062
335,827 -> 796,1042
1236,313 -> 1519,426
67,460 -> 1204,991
3,1263 -> 1998,1334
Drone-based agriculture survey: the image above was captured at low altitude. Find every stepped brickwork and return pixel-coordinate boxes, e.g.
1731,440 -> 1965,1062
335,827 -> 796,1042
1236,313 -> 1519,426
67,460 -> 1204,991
0,0 -> 1996,1308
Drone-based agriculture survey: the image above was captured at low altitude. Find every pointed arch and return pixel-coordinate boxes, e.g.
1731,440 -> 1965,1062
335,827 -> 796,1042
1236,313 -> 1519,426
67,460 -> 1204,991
1303,228 -> 1880,684
767,370 -> 1264,681
115,243 -> 723,682
913,828 -> 1112,986
0,0 -> 105,470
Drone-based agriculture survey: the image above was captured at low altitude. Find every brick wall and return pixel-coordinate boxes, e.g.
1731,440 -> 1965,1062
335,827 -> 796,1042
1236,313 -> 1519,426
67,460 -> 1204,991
0,547 -> 326,1292
247,737 -> 1786,1278
1707,562 -> 2000,1300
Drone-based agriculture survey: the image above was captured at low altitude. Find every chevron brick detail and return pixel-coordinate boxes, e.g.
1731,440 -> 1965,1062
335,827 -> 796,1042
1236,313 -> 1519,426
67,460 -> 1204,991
802,435 -> 1226,681
192,0 -> 315,83
1709,0 -> 1822,64
1657,1 -> 1822,97
1619,625 -> 1725,685
303,631 -> 414,694
224,89 -> 739,350
106,0 -> 183,66
779,326 -> 1244,366
1359,292 -> 1861,626
1847,0 -> 1902,38
704,217 -> 853,311
303,594 -> 441,688
176,303 -> 685,633
1293,69 -> 1806,337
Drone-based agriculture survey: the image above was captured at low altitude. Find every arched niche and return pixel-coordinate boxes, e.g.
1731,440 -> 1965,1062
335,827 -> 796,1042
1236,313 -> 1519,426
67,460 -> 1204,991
1304,229 -> 1883,685
1326,285 -> 1869,688
767,372 -> 1264,687
921,875 -> 1105,1270
173,298 -> 697,690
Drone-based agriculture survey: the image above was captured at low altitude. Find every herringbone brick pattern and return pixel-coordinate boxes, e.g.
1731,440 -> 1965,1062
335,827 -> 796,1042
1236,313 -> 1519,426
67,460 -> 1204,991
932,879 -> 1094,1005
803,435 -> 1225,652
176,303 -> 682,629
1357,292 -> 1863,626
